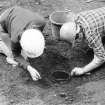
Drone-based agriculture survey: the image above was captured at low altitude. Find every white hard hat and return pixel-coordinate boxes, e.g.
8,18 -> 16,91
60,22 -> 80,43
20,29 -> 45,58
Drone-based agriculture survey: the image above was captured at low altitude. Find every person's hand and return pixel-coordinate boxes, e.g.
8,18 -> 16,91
71,67 -> 85,76
6,57 -> 18,66
27,65 -> 41,81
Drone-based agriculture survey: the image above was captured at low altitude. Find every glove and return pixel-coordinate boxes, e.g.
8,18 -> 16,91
6,57 -> 18,66
71,67 -> 85,76
27,65 -> 41,81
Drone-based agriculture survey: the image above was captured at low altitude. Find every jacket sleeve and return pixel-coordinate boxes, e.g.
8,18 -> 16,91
11,41 -> 30,70
15,55 -> 30,70
11,41 -> 21,57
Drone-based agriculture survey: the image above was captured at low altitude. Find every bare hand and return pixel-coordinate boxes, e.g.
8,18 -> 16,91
71,67 -> 85,76
27,65 -> 41,81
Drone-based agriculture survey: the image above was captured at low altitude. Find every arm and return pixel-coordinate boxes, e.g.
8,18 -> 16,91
84,33 -> 105,72
71,33 -> 105,76
71,54 -> 105,76
15,55 -> 29,70
11,41 -> 22,57
0,32 -> 19,66
11,34 -> 41,80
11,40 -> 30,69
83,54 -> 104,73
11,41 -> 41,80
15,55 -> 41,81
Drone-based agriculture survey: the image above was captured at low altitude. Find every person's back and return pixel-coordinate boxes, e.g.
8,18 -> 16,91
76,7 -> 105,40
3,6 -> 46,42
0,6 -> 46,81
0,6 -> 46,56
60,7 -> 105,76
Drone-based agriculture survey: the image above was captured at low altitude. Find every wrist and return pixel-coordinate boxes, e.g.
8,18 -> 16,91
82,66 -> 90,73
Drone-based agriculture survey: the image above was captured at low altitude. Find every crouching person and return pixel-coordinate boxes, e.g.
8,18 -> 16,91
0,6 -> 46,81
60,7 -> 105,76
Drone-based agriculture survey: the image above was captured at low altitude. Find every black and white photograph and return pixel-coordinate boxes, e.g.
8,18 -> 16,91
0,0 -> 105,105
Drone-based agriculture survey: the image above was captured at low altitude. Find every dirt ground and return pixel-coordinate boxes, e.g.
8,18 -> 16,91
0,0 -> 105,105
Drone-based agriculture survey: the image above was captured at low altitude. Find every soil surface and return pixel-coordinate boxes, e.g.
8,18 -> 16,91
0,0 -> 105,105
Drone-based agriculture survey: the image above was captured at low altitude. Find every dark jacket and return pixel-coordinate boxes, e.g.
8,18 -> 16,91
0,6 -> 46,69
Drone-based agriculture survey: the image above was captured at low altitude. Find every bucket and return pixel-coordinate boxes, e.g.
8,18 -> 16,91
49,10 -> 76,40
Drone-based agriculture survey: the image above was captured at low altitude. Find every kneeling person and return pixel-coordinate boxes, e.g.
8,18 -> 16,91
60,7 -> 105,76
0,6 -> 46,81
